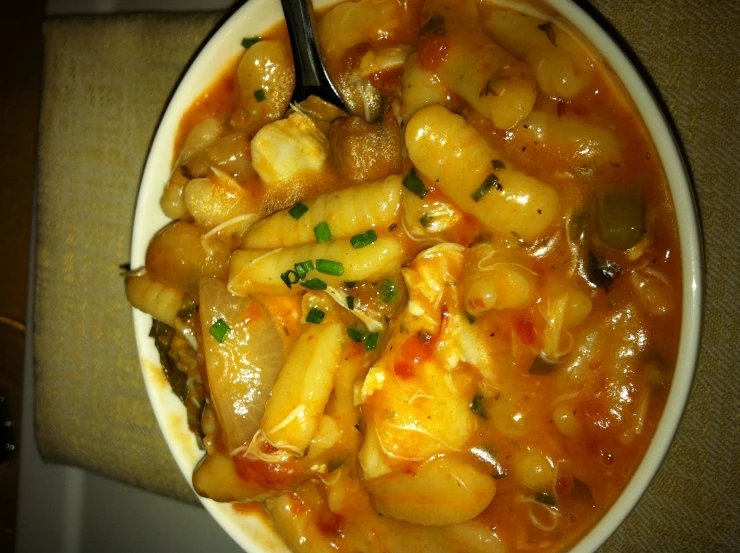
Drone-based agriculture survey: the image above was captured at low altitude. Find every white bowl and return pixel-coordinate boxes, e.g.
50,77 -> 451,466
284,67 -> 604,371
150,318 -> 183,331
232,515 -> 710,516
130,1 -> 703,551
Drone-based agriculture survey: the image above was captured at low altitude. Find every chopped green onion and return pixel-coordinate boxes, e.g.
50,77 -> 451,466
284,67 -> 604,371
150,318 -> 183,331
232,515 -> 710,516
280,270 -> 300,289
491,159 -> 506,170
346,327 -> 367,342
241,36 -> 261,49
316,259 -> 344,276
380,280 -> 395,303
467,314 -> 476,324
419,213 -> 433,228
254,89 -> 266,102
346,295 -> 355,310
344,281 -> 357,288
365,332 -> 379,351
535,492 -> 556,506
306,307 -> 325,324
288,202 -> 309,219
209,319 -> 230,343
294,260 -> 314,279
470,174 -> 498,202
314,221 -> 332,242
402,168 -> 429,199
301,278 -> 327,290
350,229 -> 377,249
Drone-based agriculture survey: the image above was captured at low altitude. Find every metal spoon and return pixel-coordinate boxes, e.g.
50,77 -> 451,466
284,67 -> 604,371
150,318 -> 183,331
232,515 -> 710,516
280,0 -> 347,109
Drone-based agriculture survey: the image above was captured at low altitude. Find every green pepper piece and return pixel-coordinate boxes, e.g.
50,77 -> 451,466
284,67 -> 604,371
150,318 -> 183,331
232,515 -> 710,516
597,190 -> 644,250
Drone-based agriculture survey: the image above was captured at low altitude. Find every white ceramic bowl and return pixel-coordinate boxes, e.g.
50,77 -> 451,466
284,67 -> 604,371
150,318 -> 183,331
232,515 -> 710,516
130,1 -> 703,551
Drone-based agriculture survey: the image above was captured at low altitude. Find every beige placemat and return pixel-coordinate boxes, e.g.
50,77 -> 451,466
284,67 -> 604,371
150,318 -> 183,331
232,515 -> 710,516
34,3 -> 739,548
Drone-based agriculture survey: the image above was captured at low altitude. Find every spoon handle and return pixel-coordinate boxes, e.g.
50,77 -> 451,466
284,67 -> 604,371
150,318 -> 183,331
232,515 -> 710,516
280,0 -> 345,107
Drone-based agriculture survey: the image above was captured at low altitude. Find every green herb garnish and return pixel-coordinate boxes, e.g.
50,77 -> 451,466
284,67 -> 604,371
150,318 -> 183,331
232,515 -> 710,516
316,259 -> 344,276
280,270 -> 300,289
254,89 -> 266,102
306,307 -> 325,324
380,280 -> 395,303
301,278 -> 327,290
346,327 -> 367,343
209,319 -> 230,343
314,221 -> 332,242
241,36 -> 261,49
470,174 -> 499,202
492,159 -> 506,170
288,202 -> 309,219
346,295 -> 355,310
365,332 -> 379,351
350,229 -> 378,249
419,213 -> 433,228
294,260 -> 314,279
402,168 -> 429,199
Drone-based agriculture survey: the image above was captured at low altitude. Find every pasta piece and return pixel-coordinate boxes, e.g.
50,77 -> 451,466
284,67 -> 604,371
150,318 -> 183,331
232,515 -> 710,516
250,112 -> 329,186
243,175 -> 402,249
420,0 -> 537,129
463,260 -> 538,315
192,450 -> 273,502
199,278 -> 285,453
231,40 -> 295,135
178,117 -> 224,164
399,53 -> 452,123
183,132 -> 257,181
145,221 -> 230,298
402,192 -> 461,237
260,322 -> 345,454
160,167 -> 190,220
184,169 -> 258,230
406,105 -> 559,241
318,0 -> 403,63
542,276 -> 592,328
355,45 -> 415,78
228,237 -> 403,296
443,523 -> 506,553
631,269 -> 672,316
553,401 -> 582,436
514,450 -> 556,492
290,96 -> 347,138
364,456 -> 496,526
125,273 -> 184,328
514,110 -> 622,166
481,7 -> 593,100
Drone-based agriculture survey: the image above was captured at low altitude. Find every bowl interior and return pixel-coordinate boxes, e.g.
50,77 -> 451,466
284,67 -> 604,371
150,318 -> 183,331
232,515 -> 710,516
130,1 -> 703,551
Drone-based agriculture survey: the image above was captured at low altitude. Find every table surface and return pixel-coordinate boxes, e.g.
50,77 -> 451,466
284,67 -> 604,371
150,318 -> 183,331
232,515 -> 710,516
16,0 -> 740,552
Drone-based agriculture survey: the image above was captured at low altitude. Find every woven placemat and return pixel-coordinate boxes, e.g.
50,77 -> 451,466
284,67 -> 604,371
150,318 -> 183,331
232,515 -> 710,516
34,3 -> 739,549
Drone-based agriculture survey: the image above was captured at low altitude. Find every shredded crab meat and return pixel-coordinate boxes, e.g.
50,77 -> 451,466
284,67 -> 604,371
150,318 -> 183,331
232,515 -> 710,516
374,421 -> 425,462
248,429 -> 304,461
264,404 -> 306,435
401,213 -> 445,244
325,285 -> 385,332
227,248 -> 282,295
381,421 -> 463,452
201,213 -> 259,242
538,293 -> 575,360
517,497 -> 561,532
319,468 -> 343,486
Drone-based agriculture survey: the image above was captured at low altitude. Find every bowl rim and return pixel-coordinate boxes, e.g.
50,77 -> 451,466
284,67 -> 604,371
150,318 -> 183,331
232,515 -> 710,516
130,1 -> 704,551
